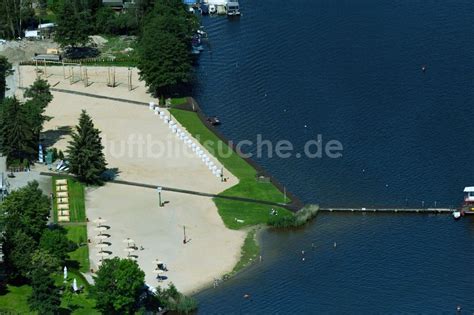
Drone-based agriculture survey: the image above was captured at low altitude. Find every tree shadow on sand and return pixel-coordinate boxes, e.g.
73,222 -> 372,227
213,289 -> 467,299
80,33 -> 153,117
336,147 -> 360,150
41,126 -> 72,148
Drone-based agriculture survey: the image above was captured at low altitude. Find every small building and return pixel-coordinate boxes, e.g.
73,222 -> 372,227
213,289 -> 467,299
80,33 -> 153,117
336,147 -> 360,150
463,186 -> 474,204
25,30 -> 40,40
102,0 -> 124,10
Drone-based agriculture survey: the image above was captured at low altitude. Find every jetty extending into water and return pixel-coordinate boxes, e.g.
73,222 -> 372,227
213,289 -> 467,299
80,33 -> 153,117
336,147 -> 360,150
319,207 -> 455,214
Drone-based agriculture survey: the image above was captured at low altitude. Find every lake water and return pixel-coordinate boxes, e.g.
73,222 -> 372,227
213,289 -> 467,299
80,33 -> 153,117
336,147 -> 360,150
192,0 -> 474,312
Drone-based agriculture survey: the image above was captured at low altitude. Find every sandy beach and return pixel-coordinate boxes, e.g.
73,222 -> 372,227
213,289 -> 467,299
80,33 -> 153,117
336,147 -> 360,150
18,65 -> 245,293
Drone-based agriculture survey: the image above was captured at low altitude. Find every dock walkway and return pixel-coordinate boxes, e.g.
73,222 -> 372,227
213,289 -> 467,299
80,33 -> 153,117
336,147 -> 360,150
319,207 -> 454,214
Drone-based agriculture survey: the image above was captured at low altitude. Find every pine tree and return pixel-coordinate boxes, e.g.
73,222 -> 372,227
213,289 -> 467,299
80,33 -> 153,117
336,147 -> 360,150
67,110 -> 107,184
0,97 -> 35,162
0,56 -> 12,101
23,78 -> 53,137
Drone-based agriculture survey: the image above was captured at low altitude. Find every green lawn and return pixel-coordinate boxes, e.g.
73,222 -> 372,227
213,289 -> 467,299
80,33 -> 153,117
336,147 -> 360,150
52,176 -> 86,223
0,285 -> 34,314
169,109 -> 293,229
65,225 -> 90,273
231,230 -> 260,274
171,97 -> 187,106
54,270 -> 98,315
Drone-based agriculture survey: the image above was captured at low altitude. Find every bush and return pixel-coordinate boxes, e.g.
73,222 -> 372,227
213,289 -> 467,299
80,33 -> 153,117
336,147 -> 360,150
267,204 -> 319,228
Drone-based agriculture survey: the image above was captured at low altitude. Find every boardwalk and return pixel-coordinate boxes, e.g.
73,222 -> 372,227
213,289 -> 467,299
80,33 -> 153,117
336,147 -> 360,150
319,207 -> 454,214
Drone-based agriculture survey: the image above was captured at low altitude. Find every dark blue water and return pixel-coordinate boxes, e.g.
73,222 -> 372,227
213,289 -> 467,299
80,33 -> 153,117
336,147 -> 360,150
193,0 -> 474,312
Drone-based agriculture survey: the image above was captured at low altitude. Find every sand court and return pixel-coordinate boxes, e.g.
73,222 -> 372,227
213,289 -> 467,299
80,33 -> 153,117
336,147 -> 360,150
19,65 -> 246,293
86,184 -> 245,294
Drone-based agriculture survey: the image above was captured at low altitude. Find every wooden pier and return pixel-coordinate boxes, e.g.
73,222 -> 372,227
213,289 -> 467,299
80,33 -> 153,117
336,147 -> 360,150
319,207 -> 454,214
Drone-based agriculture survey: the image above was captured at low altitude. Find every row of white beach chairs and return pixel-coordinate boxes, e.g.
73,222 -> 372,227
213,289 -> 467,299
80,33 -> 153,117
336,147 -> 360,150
55,179 -> 70,222
149,102 -> 223,179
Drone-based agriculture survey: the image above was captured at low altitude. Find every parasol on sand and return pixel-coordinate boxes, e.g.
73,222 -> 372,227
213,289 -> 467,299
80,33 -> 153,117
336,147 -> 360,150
93,217 -> 107,225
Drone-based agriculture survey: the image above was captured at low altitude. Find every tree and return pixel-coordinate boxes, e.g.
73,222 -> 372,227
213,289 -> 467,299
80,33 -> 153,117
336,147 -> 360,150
93,257 -> 145,314
3,230 -> 37,280
28,261 -> 61,314
0,0 -> 35,39
54,0 -> 91,48
1,181 -> 51,241
67,110 -> 107,184
23,78 -> 53,138
0,56 -> 12,100
23,77 -> 53,109
0,97 -> 35,162
40,227 -> 73,264
137,0 -> 197,97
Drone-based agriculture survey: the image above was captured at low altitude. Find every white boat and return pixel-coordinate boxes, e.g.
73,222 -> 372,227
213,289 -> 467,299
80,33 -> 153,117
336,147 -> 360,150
209,4 -> 217,14
453,211 -> 461,220
226,2 -> 240,16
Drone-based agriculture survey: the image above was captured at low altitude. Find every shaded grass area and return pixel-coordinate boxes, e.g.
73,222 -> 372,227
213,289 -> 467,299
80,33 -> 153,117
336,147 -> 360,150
0,285 -> 34,314
0,270 -> 97,315
54,270 -> 98,315
169,109 -> 293,229
65,225 -> 90,273
52,176 -> 86,223
231,230 -> 259,274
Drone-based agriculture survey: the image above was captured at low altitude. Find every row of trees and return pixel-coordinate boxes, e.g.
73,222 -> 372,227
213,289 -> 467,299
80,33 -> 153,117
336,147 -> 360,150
0,0 -> 36,39
1,181 -> 73,313
137,0 -> 198,97
0,76 -> 52,164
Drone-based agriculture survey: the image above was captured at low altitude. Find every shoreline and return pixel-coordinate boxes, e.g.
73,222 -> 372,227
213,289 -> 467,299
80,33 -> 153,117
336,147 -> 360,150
15,65 -> 305,296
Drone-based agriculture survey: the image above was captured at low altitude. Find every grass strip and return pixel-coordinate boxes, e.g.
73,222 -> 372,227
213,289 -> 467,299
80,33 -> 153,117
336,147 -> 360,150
169,109 -> 293,229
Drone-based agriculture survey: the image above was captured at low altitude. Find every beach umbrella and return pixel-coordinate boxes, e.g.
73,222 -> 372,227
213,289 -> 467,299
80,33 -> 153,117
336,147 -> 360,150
96,250 -> 111,257
177,128 -> 182,134
212,165 -> 218,171
154,108 -> 160,115
72,278 -> 78,292
95,234 -> 109,240
93,217 -> 106,225
63,266 -> 68,280
164,115 -> 169,121
94,226 -> 108,233
149,101 -> 155,110
123,238 -> 135,246
152,259 -> 163,265
124,247 -> 136,257
95,243 -> 109,249
169,121 -> 176,126
152,269 -> 164,275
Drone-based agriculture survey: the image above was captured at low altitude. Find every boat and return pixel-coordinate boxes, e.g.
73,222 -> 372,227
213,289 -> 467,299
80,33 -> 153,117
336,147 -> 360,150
207,116 -> 221,126
226,1 -> 240,16
209,4 -> 217,14
453,211 -> 462,220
